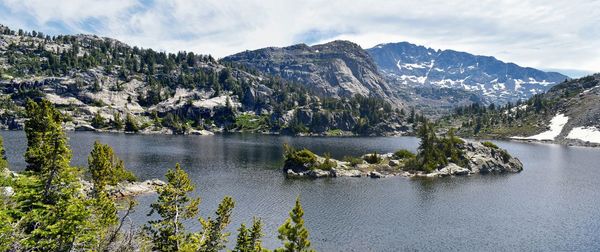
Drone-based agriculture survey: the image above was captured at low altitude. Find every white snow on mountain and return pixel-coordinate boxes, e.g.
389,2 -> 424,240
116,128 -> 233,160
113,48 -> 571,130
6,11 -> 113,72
512,113 -> 569,141
567,127 -> 600,144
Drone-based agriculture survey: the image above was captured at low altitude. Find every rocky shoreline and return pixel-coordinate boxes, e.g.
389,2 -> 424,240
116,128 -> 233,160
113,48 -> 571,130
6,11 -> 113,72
283,140 -> 523,179
1,167 -> 165,198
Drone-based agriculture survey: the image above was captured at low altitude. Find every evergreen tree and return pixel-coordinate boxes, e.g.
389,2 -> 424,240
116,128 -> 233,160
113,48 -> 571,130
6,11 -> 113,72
16,99 -> 92,251
125,113 -> 140,132
144,163 -> 200,252
88,141 -> 136,192
234,223 -> 251,252
234,217 -> 266,252
0,135 -> 8,171
91,111 -> 106,129
276,197 -> 314,252
0,136 -> 12,251
113,112 -> 124,130
198,196 -> 235,252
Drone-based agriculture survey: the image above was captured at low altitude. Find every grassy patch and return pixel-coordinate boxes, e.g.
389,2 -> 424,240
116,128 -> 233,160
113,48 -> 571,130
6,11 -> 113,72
481,141 -> 499,149
235,113 -> 269,132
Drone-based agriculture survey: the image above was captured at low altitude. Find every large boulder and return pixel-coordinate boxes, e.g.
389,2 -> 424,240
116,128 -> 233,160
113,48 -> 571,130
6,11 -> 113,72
307,169 -> 332,178
462,142 -> 523,174
369,171 -> 384,178
438,163 -> 471,176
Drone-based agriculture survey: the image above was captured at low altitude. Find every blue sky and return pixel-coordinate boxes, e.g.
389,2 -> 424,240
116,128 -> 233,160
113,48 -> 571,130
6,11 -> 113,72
0,0 -> 598,77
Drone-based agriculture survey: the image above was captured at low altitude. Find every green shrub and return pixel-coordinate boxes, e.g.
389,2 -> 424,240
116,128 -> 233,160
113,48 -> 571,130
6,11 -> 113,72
283,144 -> 317,170
363,152 -> 381,164
343,156 -> 363,166
393,149 -> 416,160
482,141 -> 499,149
317,153 -> 337,170
499,149 -> 512,162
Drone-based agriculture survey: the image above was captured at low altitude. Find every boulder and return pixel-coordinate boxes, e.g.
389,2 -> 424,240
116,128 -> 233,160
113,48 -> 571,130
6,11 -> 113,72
189,129 -> 215,136
286,169 -> 304,178
0,186 -> 14,197
307,169 -> 332,178
438,163 -> 471,176
389,160 -> 400,167
369,171 -> 383,178
332,169 -> 362,177
462,142 -> 523,174
102,179 -> 166,198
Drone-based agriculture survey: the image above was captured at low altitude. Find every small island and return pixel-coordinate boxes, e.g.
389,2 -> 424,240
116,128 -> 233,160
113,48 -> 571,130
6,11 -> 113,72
283,122 -> 523,179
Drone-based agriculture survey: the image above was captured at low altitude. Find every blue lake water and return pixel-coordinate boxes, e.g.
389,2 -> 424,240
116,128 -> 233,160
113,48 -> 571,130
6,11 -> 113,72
2,131 -> 600,251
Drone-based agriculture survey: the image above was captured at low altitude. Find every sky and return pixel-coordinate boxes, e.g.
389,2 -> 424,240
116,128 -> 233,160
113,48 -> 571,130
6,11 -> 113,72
0,0 -> 598,77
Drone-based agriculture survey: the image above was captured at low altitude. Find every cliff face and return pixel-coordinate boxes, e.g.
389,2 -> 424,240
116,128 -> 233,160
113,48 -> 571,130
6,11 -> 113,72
222,40 -> 403,107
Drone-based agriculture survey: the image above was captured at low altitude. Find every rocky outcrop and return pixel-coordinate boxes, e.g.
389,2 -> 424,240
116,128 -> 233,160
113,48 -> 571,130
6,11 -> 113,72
80,179 -> 166,198
282,139 -> 523,179
462,142 -> 523,173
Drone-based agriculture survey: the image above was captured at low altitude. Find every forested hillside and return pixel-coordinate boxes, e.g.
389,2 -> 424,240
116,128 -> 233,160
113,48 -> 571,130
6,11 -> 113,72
0,25 -> 408,136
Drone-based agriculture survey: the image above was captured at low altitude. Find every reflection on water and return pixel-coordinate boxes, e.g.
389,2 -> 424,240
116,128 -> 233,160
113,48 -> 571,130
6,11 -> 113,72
2,131 -> 600,251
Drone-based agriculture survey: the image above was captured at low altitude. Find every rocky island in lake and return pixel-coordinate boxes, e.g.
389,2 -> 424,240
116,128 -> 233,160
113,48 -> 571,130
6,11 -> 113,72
283,122 -> 523,179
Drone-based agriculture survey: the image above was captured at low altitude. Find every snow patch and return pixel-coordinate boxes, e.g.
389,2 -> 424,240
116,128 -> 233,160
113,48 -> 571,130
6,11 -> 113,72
516,113 -> 569,141
566,127 -> 600,144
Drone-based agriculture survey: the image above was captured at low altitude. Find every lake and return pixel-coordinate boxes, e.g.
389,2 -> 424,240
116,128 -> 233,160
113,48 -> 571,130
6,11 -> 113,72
2,131 -> 600,251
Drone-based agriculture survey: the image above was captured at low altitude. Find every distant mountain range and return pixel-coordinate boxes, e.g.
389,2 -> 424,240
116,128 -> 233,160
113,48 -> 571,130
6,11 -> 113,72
223,40 -> 570,110
367,42 -> 569,104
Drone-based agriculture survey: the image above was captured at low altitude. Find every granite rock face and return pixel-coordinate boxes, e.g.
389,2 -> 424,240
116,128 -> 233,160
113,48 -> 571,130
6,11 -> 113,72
223,40 -> 403,107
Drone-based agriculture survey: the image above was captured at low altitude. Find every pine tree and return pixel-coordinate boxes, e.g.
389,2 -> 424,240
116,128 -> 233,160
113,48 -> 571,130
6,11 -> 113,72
113,112 -> 123,130
124,113 -> 139,132
198,196 -> 235,252
144,163 -> 200,252
0,136 -> 13,251
88,141 -> 136,193
248,218 -> 266,252
0,135 -> 8,171
22,99 -> 75,202
91,111 -> 106,129
276,197 -> 314,252
234,223 -> 251,252
16,99 -> 92,251
233,218 -> 266,252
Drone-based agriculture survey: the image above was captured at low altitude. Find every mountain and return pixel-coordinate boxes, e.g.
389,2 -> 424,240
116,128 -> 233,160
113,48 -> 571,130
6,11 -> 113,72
222,40 -> 403,106
0,25 -> 408,136
367,42 -> 569,104
442,74 -> 600,146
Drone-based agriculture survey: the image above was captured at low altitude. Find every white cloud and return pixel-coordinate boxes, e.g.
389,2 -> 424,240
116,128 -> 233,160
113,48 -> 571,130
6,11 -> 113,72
0,0 -> 598,73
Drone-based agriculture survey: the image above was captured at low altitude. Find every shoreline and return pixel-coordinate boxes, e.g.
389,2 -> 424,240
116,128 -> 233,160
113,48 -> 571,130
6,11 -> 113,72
1,128 -> 598,148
